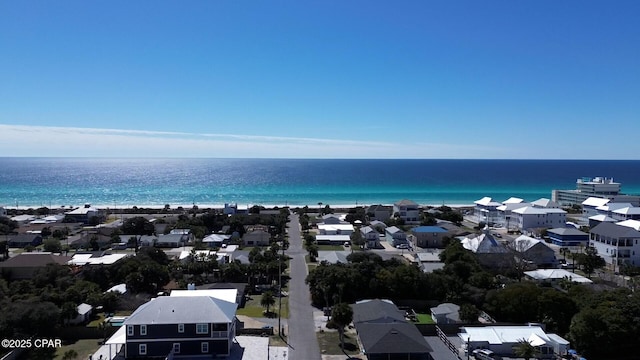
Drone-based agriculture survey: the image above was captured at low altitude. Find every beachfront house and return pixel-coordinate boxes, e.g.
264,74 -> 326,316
123,296 -> 237,358
64,204 -> 101,224
366,204 -> 393,222
393,199 -> 420,224
473,197 -> 502,225
589,222 -> 640,270
385,226 -> 407,247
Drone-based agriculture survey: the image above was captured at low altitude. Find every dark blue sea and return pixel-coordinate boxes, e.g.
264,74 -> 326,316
1,158 -> 639,209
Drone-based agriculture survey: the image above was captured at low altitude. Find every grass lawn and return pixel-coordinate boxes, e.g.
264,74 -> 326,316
54,339 -> 102,360
237,294 -> 289,318
317,331 -> 360,356
415,313 -> 435,324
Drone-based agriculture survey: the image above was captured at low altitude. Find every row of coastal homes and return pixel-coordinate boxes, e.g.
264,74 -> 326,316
473,197 -> 566,231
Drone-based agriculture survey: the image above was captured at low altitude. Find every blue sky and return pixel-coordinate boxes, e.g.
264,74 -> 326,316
1,1 -> 639,159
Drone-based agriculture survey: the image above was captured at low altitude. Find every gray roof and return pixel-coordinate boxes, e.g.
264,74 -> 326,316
124,296 -> 237,325
395,199 -> 419,206
355,322 -> 432,354
317,251 -> 349,264
547,228 -> 588,236
590,222 -> 640,238
352,299 -> 405,324
430,303 -> 460,322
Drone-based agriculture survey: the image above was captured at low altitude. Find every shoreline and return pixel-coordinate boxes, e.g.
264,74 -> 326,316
3,202 -> 476,212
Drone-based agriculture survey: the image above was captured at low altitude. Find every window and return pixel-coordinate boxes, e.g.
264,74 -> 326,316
139,344 -> 147,355
201,342 -> 209,353
178,324 -> 184,333
173,343 -> 180,354
127,325 -> 134,336
196,323 -> 208,334
140,325 -> 147,336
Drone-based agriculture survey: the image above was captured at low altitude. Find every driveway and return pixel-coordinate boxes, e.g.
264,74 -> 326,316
285,213 -> 322,360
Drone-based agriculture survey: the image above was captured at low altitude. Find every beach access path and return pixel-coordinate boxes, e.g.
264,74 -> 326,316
285,212 -> 322,360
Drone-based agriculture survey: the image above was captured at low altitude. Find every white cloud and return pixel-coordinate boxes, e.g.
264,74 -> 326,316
0,124 -> 510,158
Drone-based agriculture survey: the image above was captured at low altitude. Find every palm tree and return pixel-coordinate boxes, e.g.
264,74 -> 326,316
513,338 -> 539,360
318,202 -> 323,217
261,291 -> 276,315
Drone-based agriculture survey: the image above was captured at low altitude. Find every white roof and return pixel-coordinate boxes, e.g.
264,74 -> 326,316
613,207 -> 640,215
497,203 -> 530,211
202,234 -> 230,242
589,214 -> 616,222
502,197 -> 524,204
474,197 -> 501,206
170,289 -> 238,304
105,325 -> 126,345
179,250 -> 216,261
531,198 -> 557,208
317,224 -> 354,231
524,269 -> 592,283
582,197 -> 610,207
77,303 -> 93,315
68,253 -> 129,265
513,207 -> 566,215
596,203 -> 633,211
11,215 -> 36,222
217,244 -> 239,253
106,284 -> 127,294
315,235 -> 351,241
513,235 -> 546,251
416,252 -> 441,262
617,219 -> 640,231
66,207 -> 98,215
460,326 -> 551,345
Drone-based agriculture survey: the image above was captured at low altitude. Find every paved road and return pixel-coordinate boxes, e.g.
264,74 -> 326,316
285,213 -> 322,360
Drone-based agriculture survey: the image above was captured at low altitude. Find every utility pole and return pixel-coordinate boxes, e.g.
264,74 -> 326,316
278,238 -> 284,337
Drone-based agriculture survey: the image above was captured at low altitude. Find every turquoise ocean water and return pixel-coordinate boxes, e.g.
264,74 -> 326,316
1,158 -> 639,208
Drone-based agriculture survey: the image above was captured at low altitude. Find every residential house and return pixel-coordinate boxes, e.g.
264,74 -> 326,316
393,199 -> 420,224
473,197 -> 502,225
64,204 -> 101,224
385,226 -> 407,247
496,202 -> 529,230
68,252 -> 129,266
242,225 -> 270,246
352,299 -> 432,360
366,205 -> 393,222
511,235 -> 556,267
317,223 -> 354,235
317,251 -> 349,264
155,234 -> 189,248
588,214 -> 617,228
69,303 -> 93,325
411,226 -> 449,248
460,231 -> 512,268
321,214 -> 343,224
170,288 -> 239,306
170,229 -> 195,244
512,206 -> 566,231
547,228 -> 589,247
6,234 -> 43,248
589,222 -> 640,269
459,326 -> 569,359
415,252 -> 445,273
0,206 -> 6,217
531,198 -> 561,209
524,269 -> 592,284
430,303 -> 460,324
202,234 -> 231,248
361,226 -> 382,249
315,234 -> 351,246
617,219 -> 640,231
124,296 -> 237,358
581,197 -> 611,217
0,253 -> 72,280
612,206 -> 640,221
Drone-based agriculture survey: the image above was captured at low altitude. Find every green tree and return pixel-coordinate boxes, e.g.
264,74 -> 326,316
121,216 -> 154,253
329,302 -> 353,352
513,339 -> 539,360
459,303 -> 480,323
261,291 -> 276,315
307,244 -> 319,261
576,246 -> 606,278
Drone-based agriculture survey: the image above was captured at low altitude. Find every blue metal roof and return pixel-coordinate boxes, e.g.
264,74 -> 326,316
412,226 -> 447,233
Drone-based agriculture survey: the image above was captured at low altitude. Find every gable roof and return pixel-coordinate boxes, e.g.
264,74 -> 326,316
124,296 -> 237,325
590,222 -> 640,238
0,253 -> 72,268
582,197 -> 610,207
352,299 -> 405,324
356,322 -> 432,354
474,197 -> 501,207
513,235 -> 551,252
461,233 -> 508,254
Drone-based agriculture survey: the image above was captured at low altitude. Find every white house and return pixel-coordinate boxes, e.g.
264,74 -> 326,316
393,199 -> 420,224
459,325 -> 569,359
496,202 -> 529,230
317,223 -> 354,235
589,222 -> 640,269
512,207 -> 566,231
473,197 -> 502,225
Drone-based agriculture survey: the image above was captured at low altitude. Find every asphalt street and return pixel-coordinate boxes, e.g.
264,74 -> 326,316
285,213 -> 322,360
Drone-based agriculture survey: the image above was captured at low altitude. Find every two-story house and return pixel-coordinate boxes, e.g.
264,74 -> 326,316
393,199 -> 420,224
589,222 -> 640,269
124,296 -> 237,358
